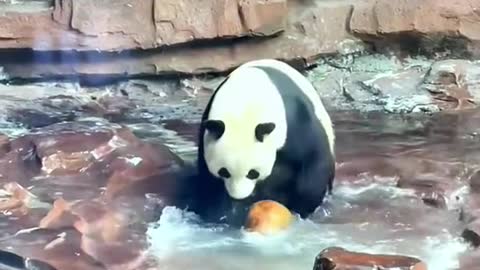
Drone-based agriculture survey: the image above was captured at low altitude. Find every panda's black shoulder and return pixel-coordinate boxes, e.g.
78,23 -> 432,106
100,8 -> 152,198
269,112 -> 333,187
253,65 -> 332,161
251,65 -> 316,118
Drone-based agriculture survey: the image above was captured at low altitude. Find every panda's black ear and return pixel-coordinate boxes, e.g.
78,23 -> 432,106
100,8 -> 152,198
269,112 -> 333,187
255,122 -> 276,142
204,120 -> 225,140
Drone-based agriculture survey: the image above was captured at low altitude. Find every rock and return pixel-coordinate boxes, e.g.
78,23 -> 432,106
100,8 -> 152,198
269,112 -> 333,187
0,82 -> 138,128
245,200 -> 294,235
308,52 -> 442,113
462,222 -> 480,248
350,0 -> 480,57
102,142 -> 182,200
461,196 -> 480,248
361,67 -> 439,113
39,198 -> 78,230
422,60 -> 480,111
394,155 -> 470,209
0,0 -> 286,51
0,249 -> 58,270
313,247 -> 427,270
460,249 -> 480,270
0,133 -> 10,158
470,170 -> 480,193
41,151 -> 93,175
153,0 -> 287,45
3,182 -> 52,209
0,117 -> 185,206
0,0 -> 364,79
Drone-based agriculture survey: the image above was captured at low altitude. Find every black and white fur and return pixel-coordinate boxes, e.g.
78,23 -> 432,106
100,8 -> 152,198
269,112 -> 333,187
190,59 -> 335,225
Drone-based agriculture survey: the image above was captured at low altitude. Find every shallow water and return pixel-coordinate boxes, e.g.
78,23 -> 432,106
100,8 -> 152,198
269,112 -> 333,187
142,109 -> 480,270
0,96 -> 479,269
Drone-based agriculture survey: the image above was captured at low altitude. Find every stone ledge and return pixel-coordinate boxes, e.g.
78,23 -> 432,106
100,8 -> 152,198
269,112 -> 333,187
0,1 -> 363,80
0,0 -> 288,51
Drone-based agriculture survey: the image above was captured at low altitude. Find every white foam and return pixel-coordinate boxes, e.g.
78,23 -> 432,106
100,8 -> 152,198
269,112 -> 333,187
145,183 -> 469,270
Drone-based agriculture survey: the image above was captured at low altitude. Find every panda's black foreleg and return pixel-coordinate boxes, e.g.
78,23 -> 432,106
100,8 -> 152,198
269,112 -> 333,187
290,158 -> 334,219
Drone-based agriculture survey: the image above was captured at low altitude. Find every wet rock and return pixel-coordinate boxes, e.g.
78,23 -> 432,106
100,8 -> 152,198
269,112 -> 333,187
469,170 -> 480,193
462,223 -> 480,248
39,198 -> 78,230
180,76 -> 227,93
422,60 -> 480,111
102,142 -> 181,200
394,156 -> 470,209
461,196 -> 480,248
313,247 -> 427,270
153,0 -> 287,44
3,182 -> 51,209
0,249 -> 58,270
308,53 -> 440,113
361,67 -> 439,113
0,133 -> 10,157
0,120 -> 185,270
37,197 -> 151,269
460,249 -> 480,270
350,0 -> 480,57
0,82 -> 138,128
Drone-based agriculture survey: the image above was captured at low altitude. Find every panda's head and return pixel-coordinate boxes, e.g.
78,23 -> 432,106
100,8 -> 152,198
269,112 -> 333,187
201,66 -> 288,200
202,119 -> 282,200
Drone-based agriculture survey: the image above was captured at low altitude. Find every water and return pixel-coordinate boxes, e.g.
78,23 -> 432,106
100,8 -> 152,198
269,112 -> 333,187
141,110 -> 479,270
0,95 -> 479,270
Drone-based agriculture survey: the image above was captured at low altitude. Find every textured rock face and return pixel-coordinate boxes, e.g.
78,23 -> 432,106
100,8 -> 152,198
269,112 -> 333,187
0,0 -> 479,80
153,0 -> 288,44
0,0 -> 287,51
350,0 -> 480,55
0,0 -> 361,79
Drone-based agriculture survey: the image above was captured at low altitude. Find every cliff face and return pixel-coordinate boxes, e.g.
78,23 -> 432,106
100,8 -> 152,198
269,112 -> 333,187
0,0 -> 478,79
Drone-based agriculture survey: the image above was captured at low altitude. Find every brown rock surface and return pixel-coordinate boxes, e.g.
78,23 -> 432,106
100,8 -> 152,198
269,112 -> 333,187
0,117 -> 185,270
0,0 -> 362,79
0,0 -> 287,51
350,0 -> 480,56
313,247 -> 427,270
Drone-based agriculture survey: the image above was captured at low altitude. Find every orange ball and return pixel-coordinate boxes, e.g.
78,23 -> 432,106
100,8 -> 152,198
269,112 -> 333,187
245,200 -> 294,235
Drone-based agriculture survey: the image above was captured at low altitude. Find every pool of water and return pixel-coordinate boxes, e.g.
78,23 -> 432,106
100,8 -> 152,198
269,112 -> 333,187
141,109 -> 479,270
0,93 -> 479,270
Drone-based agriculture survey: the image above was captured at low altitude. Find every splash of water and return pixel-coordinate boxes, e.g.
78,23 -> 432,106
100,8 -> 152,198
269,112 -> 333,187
145,182 -> 468,270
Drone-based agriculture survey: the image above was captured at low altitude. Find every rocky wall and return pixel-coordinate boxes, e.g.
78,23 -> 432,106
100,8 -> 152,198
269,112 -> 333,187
0,0 -> 479,81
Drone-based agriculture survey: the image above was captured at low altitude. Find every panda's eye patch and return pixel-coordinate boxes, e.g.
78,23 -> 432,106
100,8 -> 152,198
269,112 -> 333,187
246,169 -> 260,180
218,167 -> 231,178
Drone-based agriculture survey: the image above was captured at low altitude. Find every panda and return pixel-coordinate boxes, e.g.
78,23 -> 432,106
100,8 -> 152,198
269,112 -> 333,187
188,59 -> 335,226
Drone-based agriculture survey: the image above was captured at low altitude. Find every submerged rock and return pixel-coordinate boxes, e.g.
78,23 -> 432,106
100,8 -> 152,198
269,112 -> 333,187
0,249 -> 58,270
313,247 -> 427,270
0,118 -> 187,270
